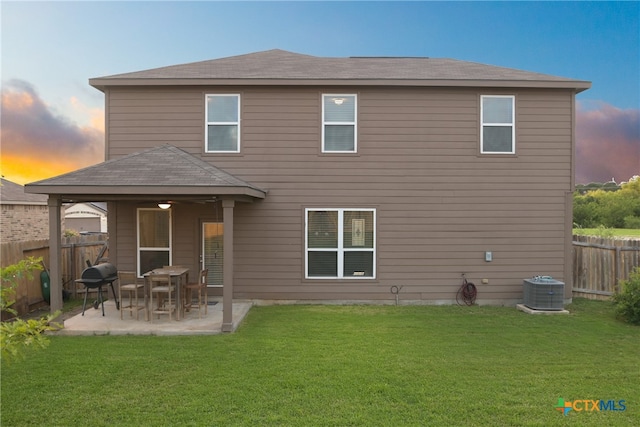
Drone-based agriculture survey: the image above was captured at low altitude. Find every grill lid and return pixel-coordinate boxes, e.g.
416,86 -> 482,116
80,263 -> 117,281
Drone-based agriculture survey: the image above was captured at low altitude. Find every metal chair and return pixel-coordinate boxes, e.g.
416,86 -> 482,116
117,271 -> 145,320
148,273 -> 177,321
184,269 -> 209,318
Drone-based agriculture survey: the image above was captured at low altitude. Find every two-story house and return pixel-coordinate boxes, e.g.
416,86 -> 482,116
27,49 -> 590,330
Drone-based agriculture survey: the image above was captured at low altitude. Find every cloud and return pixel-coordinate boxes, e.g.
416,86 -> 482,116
70,96 -> 105,133
576,102 -> 640,184
1,79 -> 104,185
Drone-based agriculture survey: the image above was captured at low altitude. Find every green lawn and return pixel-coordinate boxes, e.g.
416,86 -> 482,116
573,228 -> 640,238
2,299 -> 638,426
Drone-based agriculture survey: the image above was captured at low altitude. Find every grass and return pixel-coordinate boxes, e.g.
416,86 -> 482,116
2,299 -> 639,426
573,228 -> 640,238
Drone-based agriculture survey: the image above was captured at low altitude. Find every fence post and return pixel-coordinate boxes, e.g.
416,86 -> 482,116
615,245 -> 621,293
69,243 -> 76,299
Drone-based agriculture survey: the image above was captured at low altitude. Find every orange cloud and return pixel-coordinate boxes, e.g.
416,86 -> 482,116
1,90 -> 34,110
1,80 -> 105,185
1,153 -> 82,186
576,102 -> 639,184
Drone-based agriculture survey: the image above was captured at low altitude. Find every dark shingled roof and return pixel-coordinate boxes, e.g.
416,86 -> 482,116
25,145 -> 266,200
90,49 -> 590,91
1,178 -> 48,204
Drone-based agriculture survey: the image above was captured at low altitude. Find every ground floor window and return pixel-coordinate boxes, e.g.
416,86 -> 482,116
305,208 -> 375,279
137,208 -> 171,276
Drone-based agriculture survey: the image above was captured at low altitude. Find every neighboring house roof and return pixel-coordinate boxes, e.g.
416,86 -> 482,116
65,202 -> 107,214
90,49 -> 591,92
1,178 -> 48,205
89,202 -> 107,212
25,145 -> 267,202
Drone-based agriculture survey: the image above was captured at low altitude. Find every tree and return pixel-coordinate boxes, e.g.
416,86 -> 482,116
1,257 -> 60,363
573,193 -> 600,228
573,176 -> 640,229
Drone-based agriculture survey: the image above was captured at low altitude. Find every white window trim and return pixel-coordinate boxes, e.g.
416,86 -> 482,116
480,95 -> 515,154
137,208 -> 172,277
322,94 -> 357,153
305,208 -> 376,279
205,94 -> 241,153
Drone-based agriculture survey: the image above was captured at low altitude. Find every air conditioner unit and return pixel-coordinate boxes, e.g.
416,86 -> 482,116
523,277 -> 565,310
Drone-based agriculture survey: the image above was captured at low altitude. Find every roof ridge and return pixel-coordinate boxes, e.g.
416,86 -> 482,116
164,145 -> 245,186
94,49 -> 314,80
25,144 -> 267,198
89,49 -> 590,92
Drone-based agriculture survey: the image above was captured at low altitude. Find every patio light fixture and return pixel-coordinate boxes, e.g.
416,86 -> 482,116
158,202 -> 171,209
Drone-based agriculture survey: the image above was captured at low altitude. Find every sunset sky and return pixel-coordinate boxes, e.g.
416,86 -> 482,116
1,1 -> 638,186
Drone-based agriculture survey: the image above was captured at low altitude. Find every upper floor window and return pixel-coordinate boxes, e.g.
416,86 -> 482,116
206,94 -> 240,153
323,94 -> 357,153
481,95 -> 515,154
306,208 -> 375,279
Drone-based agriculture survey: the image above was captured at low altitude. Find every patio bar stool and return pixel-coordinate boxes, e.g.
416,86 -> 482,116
117,271 -> 145,320
148,273 -> 177,321
184,269 -> 209,318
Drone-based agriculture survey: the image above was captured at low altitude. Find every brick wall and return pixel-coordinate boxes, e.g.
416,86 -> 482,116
0,204 -> 56,242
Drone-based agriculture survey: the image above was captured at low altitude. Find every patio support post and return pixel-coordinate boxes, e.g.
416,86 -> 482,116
221,199 -> 235,332
48,195 -> 63,313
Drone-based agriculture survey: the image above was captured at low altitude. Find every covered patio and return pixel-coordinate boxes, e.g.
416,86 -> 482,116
25,145 -> 267,332
54,299 -> 254,336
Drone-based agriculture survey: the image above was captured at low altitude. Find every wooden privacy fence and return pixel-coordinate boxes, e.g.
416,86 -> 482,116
3,233 -> 638,314
1,234 -> 109,316
573,235 -> 640,300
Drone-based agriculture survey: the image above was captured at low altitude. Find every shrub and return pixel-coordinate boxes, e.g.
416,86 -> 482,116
612,267 -> 640,325
0,257 -> 60,363
594,224 -> 615,238
623,215 -> 640,229
1,257 -> 43,314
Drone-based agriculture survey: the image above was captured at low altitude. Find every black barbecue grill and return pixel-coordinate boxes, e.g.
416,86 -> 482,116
75,263 -> 120,316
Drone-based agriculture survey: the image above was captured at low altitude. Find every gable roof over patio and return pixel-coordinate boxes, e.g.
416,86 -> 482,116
25,144 -> 267,203
25,145 -> 265,323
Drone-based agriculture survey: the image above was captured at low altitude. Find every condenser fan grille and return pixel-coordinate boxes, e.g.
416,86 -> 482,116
523,278 -> 565,310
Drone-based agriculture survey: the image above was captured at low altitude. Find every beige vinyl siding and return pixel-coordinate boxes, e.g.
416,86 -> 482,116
112,202 -> 136,272
107,85 -> 574,303
107,89 -> 205,157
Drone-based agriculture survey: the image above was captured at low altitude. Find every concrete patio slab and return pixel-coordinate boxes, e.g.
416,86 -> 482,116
54,299 -> 253,336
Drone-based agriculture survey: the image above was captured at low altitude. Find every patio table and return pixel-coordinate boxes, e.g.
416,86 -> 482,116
144,267 -> 190,321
